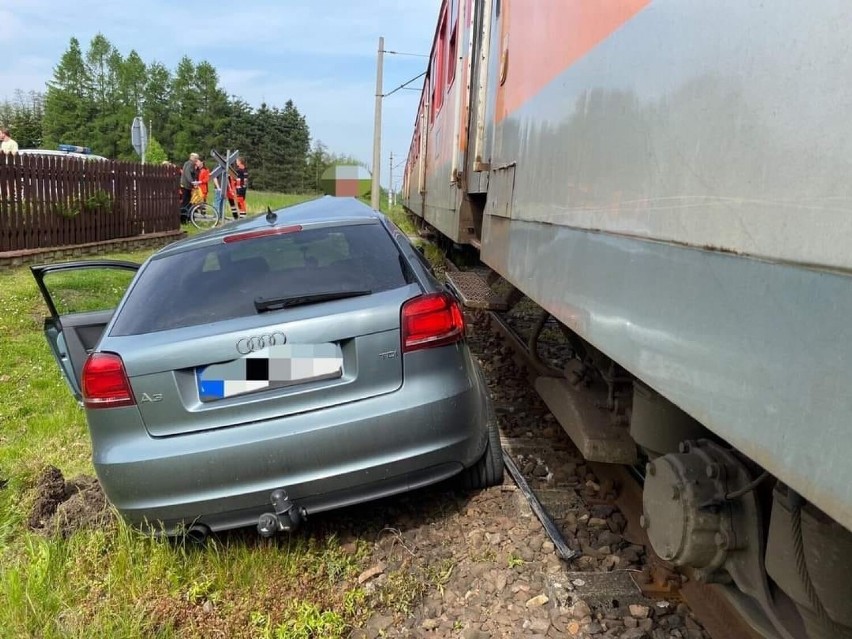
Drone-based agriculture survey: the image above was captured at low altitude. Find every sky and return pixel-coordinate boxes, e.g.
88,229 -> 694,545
0,0 -> 441,189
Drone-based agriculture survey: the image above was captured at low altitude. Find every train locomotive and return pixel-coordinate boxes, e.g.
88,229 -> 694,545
401,1 -> 852,638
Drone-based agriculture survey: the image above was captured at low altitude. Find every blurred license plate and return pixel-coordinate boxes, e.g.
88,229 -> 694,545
197,343 -> 343,401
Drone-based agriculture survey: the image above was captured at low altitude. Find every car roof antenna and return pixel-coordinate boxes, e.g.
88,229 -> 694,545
265,207 -> 277,224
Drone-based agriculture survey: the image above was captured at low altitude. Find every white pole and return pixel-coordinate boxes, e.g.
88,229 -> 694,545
371,37 -> 384,210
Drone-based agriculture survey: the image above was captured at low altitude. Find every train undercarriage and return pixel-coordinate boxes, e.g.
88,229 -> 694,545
438,250 -> 852,639
400,0 -> 852,633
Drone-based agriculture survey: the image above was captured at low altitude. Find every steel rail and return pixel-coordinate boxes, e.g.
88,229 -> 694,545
502,451 -> 577,561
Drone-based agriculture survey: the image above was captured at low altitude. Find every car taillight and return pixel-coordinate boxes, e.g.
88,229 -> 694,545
82,352 -> 136,409
223,225 -> 302,243
402,292 -> 465,352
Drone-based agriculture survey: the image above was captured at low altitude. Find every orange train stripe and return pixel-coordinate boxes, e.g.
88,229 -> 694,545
495,0 -> 651,122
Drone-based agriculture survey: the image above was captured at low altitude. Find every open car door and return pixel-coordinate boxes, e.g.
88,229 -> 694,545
30,260 -> 139,402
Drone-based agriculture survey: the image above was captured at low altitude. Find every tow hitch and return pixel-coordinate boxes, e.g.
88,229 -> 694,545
257,489 -> 307,537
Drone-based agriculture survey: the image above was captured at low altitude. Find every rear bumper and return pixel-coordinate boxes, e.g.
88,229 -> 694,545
90,353 -> 490,533
146,462 -> 464,535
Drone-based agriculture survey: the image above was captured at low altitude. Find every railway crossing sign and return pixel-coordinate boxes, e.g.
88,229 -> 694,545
209,149 -> 239,181
209,149 -> 239,220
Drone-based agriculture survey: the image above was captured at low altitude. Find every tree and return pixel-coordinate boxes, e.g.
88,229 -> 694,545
119,50 -> 147,114
0,91 -> 44,149
305,140 -> 331,193
224,97 -> 256,157
84,34 -> 122,155
37,36 -> 355,190
107,50 -> 149,160
144,137 -> 168,165
43,37 -> 90,147
143,62 -> 172,151
168,56 -> 201,159
194,61 -> 230,156
279,100 -> 311,192
247,102 -> 278,191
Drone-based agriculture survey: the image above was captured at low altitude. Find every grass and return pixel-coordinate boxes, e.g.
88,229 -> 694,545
246,192 -> 317,215
1,525 -> 370,638
362,197 -> 448,270
0,190 -> 403,639
368,197 -> 417,238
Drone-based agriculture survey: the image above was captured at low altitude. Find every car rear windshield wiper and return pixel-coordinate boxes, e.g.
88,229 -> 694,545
254,290 -> 372,313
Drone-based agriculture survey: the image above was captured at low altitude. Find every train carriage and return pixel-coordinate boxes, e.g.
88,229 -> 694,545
402,1 -> 852,637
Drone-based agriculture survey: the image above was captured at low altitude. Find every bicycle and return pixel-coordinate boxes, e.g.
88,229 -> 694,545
190,201 -> 222,230
189,184 -> 245,230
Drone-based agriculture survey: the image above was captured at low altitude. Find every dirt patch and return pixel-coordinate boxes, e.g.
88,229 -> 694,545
27,466 -> 66,529
28,466 -> 114,538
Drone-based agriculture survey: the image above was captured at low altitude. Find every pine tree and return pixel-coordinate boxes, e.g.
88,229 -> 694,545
225,97 -> 255,159
84,34 -> 122,155
195,61 -> 230,157
111,51 -> 148,160
0,91 -> 44,149
278,100 -> 310,192
43,37 -> 91,148
143,62 -> 172,152
37,36 -> 346,188
169,56 -> 202,160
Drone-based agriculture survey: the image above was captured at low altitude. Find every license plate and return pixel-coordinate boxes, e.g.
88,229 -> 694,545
197,343 -> 343,401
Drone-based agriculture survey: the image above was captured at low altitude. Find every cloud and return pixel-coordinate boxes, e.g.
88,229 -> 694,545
0,54 -> 53,95
0,8 -> 26,44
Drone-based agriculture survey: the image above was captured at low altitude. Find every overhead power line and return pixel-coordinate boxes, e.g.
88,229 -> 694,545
382,50 -> 429,58
383,71 -> 427,99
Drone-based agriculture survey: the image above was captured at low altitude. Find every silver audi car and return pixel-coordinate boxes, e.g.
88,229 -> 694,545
32,197 -> 502,538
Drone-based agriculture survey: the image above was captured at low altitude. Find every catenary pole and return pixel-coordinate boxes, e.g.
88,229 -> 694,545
389,151 -> 393,208
371,37 -> 384,210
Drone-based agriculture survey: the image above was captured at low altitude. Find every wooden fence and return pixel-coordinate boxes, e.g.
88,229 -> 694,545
0,152 -> 180,253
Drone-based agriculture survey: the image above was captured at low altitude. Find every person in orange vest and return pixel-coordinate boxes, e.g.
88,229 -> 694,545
197,162 -> 210,202
235,157 -> 248,217
213,172 -> 239,220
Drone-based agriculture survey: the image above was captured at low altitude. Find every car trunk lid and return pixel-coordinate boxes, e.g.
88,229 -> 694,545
111,285 -> 414,437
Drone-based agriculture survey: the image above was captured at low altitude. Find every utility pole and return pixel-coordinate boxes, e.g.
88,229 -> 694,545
389,151 -> 393,208
371,36 -> 384,210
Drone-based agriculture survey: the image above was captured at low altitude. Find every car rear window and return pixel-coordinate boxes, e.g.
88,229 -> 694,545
111,222 -> 413,336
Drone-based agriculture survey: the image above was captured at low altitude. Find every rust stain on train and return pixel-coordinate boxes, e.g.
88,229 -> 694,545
496,0 -> 651,122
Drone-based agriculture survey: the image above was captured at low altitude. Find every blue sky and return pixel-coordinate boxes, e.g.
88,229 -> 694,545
0,0 -> 440,189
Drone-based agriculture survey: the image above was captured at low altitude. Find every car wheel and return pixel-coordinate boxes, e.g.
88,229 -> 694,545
459,418 -> 504,490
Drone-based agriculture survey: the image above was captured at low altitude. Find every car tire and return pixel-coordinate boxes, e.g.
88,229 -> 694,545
459,418 -> 504,490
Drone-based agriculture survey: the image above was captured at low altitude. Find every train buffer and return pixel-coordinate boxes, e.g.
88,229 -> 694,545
445,270 -> 508,311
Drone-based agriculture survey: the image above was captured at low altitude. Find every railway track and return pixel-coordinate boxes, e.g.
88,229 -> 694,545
439,250 -> 767,639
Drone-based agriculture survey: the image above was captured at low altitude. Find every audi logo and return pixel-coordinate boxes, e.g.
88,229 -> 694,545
236,331 -> 287,354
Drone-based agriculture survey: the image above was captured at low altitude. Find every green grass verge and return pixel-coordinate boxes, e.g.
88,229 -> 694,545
1,522 -> 370,638
369,199 -> 445,268
246,192 -> 318,215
